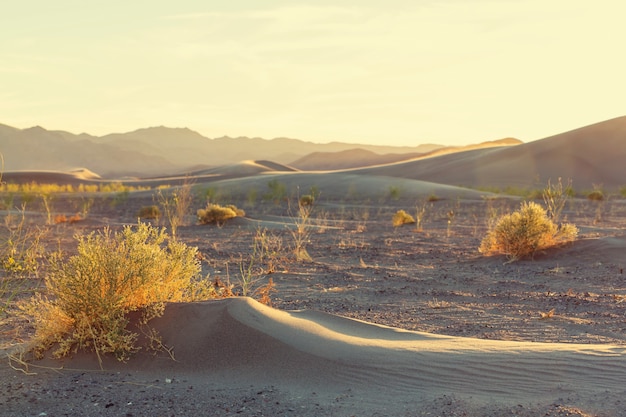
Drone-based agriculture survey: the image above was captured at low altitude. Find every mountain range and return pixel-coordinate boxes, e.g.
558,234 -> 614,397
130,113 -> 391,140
0,124 -> 447,176
2,116 -> 625,191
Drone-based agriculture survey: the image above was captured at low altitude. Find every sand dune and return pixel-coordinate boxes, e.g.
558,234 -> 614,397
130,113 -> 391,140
0,170 -> 102,186
43,297 -> 626,407
354,116 -> 626,190
185,160 -> 296,177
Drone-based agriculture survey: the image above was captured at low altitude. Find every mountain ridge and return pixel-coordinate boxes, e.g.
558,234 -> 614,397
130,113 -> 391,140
0,123 -> 446,176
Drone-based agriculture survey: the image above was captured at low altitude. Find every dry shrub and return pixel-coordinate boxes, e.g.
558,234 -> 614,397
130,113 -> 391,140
54,214 -> 67,224
68,214 -> 82,224
24,222 -> 210,361
587,190 -> 604,201
392,210 -> 416,227
479,201 -> 578,262
197,203 -> 245,225
137,205 -> 161,220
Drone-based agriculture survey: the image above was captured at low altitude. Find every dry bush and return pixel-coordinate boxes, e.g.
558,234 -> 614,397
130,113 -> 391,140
157,180 -> 193,238
24,222 -> 210,361
137,205 -> 161,220
54,214 -> 67,224
197,203 -> 245,225
392,210 -> 416,227
587,189 -> 605,201
479,201 -> 578,262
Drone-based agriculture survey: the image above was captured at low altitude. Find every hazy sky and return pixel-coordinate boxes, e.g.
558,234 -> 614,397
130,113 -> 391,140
2,1 -> 624,146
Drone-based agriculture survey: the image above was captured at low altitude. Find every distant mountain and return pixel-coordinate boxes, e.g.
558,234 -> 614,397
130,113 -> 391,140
0,123 -> 445,177
353,117 -> 626,190
290,138 -> 523,171
0,124 -> 177,176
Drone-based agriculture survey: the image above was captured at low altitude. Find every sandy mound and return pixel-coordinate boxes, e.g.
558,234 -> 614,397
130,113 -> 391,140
1,170 -> 101,185
40,297 -> 626,405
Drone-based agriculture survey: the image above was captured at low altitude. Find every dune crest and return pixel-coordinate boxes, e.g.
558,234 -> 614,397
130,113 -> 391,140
42,297 -> 626,403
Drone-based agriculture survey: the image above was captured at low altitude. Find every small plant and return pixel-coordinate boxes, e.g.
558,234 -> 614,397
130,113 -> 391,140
479,201 -> 578,262
138,205 -> 161,220
24,222 -> 209,361
1,209 -> 46,276
197,203 -> 245,225
388,186 -> 400,201
157,180 -> 193,238
39,191 -> 54,225
299,194 -> 315,207
446,209 -> 455,237
253,227 -> 285,274
290,199 -> 313,261
542,177 -> 572,224
415,202 -> 428,231
392,210 -> 416,227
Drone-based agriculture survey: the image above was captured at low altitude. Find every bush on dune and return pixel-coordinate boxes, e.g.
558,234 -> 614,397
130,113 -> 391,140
24,222 -> 216,361
479,201 -> 578,262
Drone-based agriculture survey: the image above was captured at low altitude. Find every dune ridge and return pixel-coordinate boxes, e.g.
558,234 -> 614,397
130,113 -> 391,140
44,297 -> 626,404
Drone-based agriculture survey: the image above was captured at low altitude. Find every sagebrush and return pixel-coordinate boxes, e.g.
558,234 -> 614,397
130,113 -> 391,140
479,201 -> 577,262
197,203 -> 245,225
24,222 -> 214,361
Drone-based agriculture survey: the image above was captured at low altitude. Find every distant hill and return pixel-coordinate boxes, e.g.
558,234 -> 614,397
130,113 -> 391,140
353,117 -> 626,190
0,124 -> 177,177
0,123 -> 444,177
290,138 -> 522,171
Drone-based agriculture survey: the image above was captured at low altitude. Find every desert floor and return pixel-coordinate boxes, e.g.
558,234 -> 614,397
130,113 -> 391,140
1,189 -> 625,417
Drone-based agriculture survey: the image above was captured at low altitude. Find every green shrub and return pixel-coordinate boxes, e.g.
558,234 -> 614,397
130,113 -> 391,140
264,179 -> 287,203
197,203 -> 245,225
479,201 -> 577,262
137,205 -> 161,219
392,210 -> 416,227
25,223 -> 208,361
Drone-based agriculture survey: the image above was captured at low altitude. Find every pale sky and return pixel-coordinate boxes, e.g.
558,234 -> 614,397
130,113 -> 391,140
2,0 -> 625,146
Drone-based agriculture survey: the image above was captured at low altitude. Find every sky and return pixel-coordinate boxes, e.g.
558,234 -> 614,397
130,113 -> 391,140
2,0 -> 625,147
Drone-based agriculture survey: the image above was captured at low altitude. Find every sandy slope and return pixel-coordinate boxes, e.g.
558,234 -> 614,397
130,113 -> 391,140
352,116 -> 626,190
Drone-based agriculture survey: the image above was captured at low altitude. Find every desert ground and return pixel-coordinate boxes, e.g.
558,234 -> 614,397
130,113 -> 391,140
0,168 -> 625,417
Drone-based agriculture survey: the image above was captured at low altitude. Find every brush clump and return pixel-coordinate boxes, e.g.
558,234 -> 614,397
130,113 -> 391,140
479,201 -> 577,262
